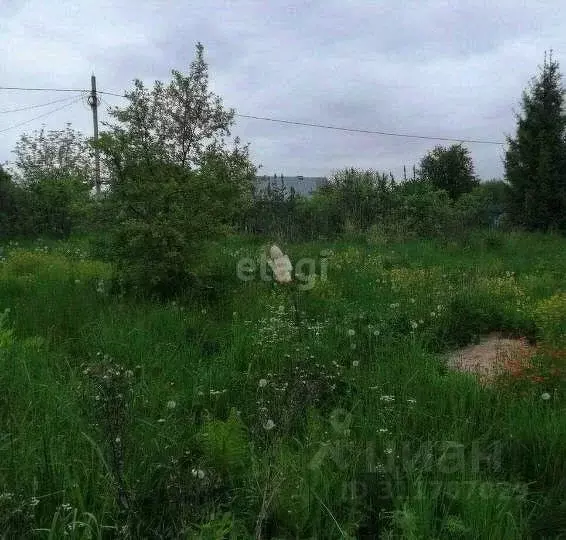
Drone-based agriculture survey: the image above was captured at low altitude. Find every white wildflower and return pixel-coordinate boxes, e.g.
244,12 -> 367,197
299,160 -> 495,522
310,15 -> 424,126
166,400 -> 177,409
191,468 -> 205,479
347,329 -> 356,337
263,419 -> 276,431
541,392 -> 551,401
258,378 -> 268,388
352,360 -> 359,367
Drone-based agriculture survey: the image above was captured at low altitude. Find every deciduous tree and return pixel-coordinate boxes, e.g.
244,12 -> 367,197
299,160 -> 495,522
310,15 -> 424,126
419,144 -> 478,200
99,42 -> 256,297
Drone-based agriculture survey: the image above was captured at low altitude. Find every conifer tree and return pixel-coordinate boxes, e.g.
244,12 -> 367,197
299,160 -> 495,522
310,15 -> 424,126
505,50 -> 566,231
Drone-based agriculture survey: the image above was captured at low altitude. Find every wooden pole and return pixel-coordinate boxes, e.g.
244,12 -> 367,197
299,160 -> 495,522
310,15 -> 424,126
90,74 -> 101,195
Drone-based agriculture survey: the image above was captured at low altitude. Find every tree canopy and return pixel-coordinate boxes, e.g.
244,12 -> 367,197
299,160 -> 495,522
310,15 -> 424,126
418,144 -> 479,200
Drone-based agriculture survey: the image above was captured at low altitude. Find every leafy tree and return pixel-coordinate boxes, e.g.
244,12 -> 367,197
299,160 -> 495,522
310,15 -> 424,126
326,168 -> 395,231
7,125 -> 94,237
393,179 -> 454,238
25,176 -> 91,237
504,51 -> 566,231
418,144 -> 479,200
0,165 -> 17,236
12,124 -> 94,187
454,180 -> 510,230
103,43 -> 235,172
99,42 -> 256,297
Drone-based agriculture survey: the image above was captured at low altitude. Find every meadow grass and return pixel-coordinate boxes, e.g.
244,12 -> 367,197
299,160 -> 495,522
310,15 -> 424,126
0,231 -> 565,538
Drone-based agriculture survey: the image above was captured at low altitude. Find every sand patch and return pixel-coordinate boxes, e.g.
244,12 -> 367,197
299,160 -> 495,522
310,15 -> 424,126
446,333 -> 537,384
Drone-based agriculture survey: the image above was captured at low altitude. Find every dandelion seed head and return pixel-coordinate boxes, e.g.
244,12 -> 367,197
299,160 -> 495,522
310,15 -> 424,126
263,419 -> 276,431
191,468 -> 205,479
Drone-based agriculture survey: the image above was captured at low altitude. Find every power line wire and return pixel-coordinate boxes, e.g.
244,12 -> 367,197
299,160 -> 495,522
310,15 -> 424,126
236,114 -> 505,145
0,96 -> 82,134
0,84 -> 506,145
0,86 -> 125,98
0,86 -> 86,93
0,95 -> 85,114
98,90 -> 125,98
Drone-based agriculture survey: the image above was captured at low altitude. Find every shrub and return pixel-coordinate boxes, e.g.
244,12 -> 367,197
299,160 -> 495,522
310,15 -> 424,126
98,43 -> 256,298
534,293 -> 566,345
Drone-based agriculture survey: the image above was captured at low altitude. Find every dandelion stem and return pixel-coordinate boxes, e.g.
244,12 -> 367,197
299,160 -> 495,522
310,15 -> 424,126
292,284 -> 301,326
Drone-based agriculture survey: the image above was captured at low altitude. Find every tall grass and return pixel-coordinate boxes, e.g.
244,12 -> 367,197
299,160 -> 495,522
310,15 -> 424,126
0,230 -> 565,537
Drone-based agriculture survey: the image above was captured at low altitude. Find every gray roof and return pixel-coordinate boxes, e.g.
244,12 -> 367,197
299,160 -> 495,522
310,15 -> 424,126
255,175 -> 328,196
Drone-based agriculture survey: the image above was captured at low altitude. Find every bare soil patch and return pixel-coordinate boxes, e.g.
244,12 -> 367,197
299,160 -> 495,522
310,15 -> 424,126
446,332 -> 537,384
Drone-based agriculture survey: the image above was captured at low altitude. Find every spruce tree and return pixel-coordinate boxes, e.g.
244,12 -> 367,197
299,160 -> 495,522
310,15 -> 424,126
505,51 -> 566,231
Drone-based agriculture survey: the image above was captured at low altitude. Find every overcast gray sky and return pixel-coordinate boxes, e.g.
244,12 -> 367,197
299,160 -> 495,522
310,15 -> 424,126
1,0 -> 565,181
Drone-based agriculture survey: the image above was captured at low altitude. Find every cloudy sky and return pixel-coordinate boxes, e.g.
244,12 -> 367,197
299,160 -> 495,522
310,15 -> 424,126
1,0 -> 565,181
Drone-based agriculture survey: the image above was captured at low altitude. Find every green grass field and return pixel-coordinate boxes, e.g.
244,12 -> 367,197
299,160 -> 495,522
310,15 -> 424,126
0,230 -> 565,538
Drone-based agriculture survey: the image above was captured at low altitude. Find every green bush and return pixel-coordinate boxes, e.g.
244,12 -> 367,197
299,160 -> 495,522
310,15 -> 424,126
98,43 -> 256,299
534,293 -> 566,345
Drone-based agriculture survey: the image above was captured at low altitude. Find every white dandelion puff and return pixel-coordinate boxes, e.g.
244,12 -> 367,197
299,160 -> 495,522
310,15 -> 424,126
263,419 -> 276,431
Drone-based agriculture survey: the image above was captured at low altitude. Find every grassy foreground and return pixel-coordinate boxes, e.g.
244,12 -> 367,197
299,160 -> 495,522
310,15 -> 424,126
0,231 -> 565,538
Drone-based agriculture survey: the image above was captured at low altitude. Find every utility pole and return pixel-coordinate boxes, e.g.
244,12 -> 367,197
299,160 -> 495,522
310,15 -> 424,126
88,74 -> 101,196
